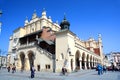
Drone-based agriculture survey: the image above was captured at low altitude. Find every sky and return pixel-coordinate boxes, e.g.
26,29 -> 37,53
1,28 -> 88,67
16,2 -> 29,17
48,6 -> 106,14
0,0 -> 120,55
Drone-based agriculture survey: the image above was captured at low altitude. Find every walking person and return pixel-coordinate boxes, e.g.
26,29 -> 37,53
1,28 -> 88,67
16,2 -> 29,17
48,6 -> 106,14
62,67 -> 65,75
30,65 -> 36,78
12,66 -> 15,73
7,66 -> 11,72
103,65 -> 107,73
100,65 -> 103,75
97,63 -> 102,75
14,66 -> 16,72
111,63 -> 115,72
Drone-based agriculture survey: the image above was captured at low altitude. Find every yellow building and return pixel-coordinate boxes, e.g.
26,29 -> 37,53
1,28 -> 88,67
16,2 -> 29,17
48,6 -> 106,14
7,10 -> 104,72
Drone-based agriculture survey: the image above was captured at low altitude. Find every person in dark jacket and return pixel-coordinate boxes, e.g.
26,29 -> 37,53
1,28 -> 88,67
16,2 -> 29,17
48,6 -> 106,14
103,65 -> 107,73
30,65 -> 36,78
7,66 -> 11,72
97,63 -> 102,75
62,67 -> 65,75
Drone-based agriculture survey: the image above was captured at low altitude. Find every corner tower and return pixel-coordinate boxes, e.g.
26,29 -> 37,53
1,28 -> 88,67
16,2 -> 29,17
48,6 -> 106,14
60,15 -> 70,30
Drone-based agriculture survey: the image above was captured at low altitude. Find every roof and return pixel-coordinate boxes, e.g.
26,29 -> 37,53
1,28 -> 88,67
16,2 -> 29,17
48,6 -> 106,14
20,30 -> 42,39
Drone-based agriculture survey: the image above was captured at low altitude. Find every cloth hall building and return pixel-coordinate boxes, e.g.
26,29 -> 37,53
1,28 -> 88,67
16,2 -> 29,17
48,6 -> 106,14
7,10 -> 104,72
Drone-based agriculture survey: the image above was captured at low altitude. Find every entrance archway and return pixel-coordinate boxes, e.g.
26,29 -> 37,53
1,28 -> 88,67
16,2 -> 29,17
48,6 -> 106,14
75,51 -> 80,70
86,54 -> 89,69
28,51 -> 35,70
70,59 -> 73,71
20,52 -> 25,70
82,53 -> 85,69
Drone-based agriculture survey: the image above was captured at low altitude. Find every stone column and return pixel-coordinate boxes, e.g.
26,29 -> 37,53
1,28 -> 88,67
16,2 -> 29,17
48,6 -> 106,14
79,60 -> 82,70
88,61 -> 90,69
25,58 -> 29,70
17,58 -> 21,69
79,57 -> 82,70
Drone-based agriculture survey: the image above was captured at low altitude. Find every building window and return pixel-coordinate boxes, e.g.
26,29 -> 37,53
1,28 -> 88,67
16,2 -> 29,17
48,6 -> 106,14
45,64 -> 50,69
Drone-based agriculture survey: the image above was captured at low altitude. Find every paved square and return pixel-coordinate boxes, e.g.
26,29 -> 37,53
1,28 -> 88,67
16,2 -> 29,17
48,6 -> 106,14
0,69 -> 120,80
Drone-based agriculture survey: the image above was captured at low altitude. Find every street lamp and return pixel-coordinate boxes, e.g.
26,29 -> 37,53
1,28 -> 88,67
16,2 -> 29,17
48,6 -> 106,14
0,49 -> 1,68
0,10 -> 2,35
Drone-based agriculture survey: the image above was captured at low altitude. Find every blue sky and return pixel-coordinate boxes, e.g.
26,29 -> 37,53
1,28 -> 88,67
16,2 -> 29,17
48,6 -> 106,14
0,0 -> 120,55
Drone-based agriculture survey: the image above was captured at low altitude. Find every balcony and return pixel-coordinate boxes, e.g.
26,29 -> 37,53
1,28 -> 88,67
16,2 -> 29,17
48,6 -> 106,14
18,42 -> 36,50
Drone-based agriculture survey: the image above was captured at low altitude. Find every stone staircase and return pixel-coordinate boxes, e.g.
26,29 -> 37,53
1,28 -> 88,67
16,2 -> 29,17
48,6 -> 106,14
36,45 -> 55,59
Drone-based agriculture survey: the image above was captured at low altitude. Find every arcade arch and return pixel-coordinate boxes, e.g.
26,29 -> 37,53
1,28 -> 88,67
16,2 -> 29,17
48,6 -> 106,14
86,54 -> 89,69
75,50 -> 80,70
82,52 -> 86,69
20,52 -> 25,70
28,50 -> 35,69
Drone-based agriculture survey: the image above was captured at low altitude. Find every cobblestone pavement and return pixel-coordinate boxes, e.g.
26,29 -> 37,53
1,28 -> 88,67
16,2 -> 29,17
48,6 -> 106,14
0,69 -> 120,80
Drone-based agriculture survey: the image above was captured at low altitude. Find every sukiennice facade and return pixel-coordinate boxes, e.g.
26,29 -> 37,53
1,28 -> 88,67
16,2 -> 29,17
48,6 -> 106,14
7,10 -> 104,72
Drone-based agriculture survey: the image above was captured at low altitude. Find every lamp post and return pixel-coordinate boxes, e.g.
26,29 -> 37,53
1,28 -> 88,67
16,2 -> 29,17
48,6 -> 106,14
0,10 -> 2,35
0,49 -> 1,69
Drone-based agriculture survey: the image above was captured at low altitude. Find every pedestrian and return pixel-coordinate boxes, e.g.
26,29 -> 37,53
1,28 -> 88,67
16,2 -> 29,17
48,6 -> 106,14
62,67 -> 65,75
7,66 -> 11,72
111,64 -> 115,72
103,65 -> 107,73
100,65 -> 103,75
30,65 -> 36,78
65,68 -> 68,75
14,66 -> 16,72
97,63 -> 102,75
12,66 -> 15,73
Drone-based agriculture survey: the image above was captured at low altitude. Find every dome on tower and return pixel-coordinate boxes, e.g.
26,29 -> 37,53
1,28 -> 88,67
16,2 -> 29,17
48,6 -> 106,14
60,15 -> 70,30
